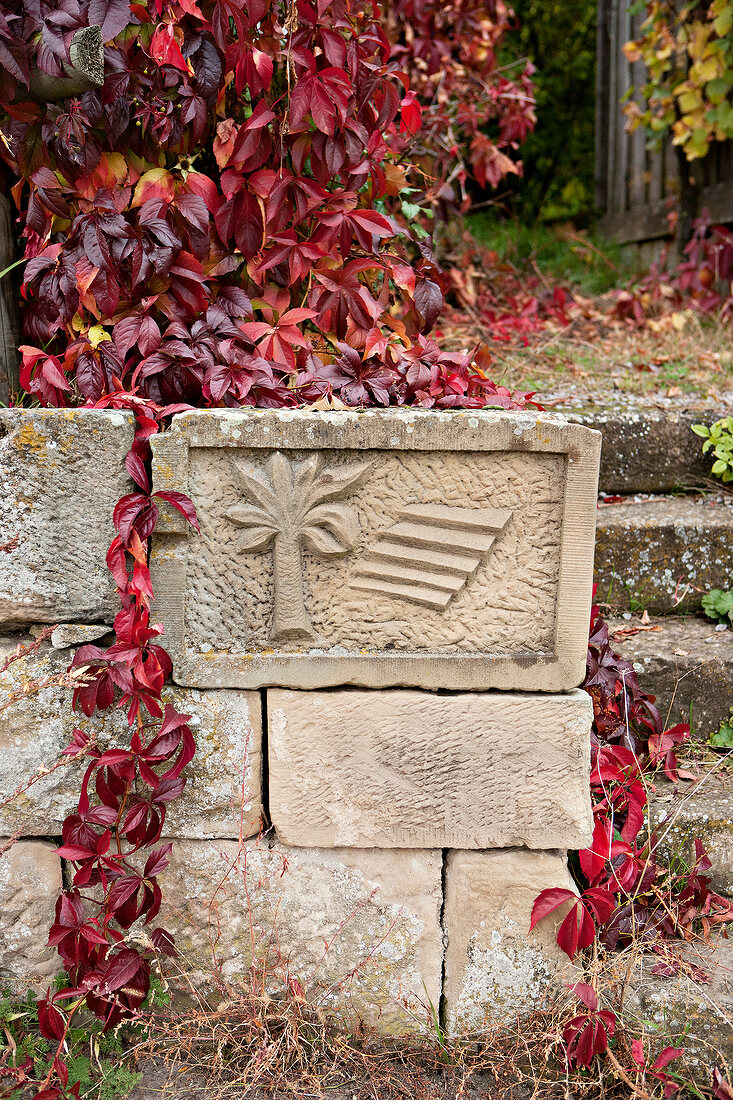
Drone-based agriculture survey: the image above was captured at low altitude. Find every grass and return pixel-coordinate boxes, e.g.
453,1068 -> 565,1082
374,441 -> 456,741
465,213 -> 642,297
460,314 -> 733,404
440,215 -> 733,404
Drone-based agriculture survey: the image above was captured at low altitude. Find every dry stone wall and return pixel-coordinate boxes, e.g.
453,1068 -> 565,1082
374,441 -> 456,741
0,408 -> 601,1034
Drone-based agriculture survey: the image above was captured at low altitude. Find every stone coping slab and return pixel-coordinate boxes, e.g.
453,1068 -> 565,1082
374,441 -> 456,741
151,410 -> 600,691
268,688 -> 593,850
0,409 -> 134,627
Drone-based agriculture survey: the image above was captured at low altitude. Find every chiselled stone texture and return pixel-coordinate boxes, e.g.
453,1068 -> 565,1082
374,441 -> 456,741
0,409 -> 135,627
0,840 -> 62,987
443,849 -> 579,1036
0,635 -> 262,839
151,409 -> 600,692
157,839 -> 443,1036
268,688 -> 593,850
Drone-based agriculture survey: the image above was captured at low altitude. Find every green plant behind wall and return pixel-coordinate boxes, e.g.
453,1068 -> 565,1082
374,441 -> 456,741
709,706 -> 733,748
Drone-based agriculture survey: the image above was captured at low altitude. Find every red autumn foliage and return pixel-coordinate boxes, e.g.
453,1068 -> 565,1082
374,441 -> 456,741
561,983 -> 616,1069
385,0 -> 536,210
0,3 -> 539,1095
1,0 -> 536,414
533,600 -> 733,1071
613,212 -> 733,326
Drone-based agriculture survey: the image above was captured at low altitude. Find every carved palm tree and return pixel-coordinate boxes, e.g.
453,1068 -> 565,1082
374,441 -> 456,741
226,451 -> 371,643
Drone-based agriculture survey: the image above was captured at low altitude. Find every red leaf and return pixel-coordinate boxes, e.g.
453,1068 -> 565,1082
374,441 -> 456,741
102,948 -> 146,992
653,1047 -> 684,1071
144,842 -> 172,879
529,887 -> 576,930
153,490 -> 200,532
150,25 -> 189,72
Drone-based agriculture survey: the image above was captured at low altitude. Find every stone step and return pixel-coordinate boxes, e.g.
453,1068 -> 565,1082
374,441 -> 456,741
594,495 -> 733,614
649,777 -> 733,898
567,396 -> 732,494
622,936 -> 733,1067
609,615 -> 733,741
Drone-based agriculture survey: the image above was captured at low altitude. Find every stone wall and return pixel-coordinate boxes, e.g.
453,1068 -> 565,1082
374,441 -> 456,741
0,408 -> 601,1035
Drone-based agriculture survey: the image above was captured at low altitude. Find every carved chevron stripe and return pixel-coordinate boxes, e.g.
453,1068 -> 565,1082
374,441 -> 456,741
351,504 -> 513,609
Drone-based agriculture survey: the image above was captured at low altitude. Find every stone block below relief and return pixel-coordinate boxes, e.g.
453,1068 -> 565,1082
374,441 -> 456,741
0,840 -> 62,987
156,839 -> 443,1036
268,688 -> 593,850
150,409 -> 600,692
0,636 -> 262,839
0,409 -> 134,628
443,849 -> 580,1036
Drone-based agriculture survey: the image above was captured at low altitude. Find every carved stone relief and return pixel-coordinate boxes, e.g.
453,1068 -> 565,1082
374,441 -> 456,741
150,409 -> 601,690
226,451 -> 371,643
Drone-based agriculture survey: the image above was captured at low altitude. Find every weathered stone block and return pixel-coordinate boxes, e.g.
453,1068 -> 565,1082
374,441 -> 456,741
268,688 -> 593,850
0,409 -> 134,627
151,409 -> 600,692
610,616 -> 733,742
443,849 -> 579,1035
0,636 -> 262,838
157,839 -> 443,1036
622,939 -> 733,1066
0,840 -> 62,987
568,404 -> 718,494
650,779 -> 733,897
594,496 -> 733,614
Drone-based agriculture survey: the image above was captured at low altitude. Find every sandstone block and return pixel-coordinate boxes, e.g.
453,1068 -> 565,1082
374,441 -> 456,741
0,409 -> 135,627
268,688 -> 593,849
156,839 -> 443,1036
443,849 -> 579,1035
151,409 -> 600,692
0,635 -> 262,838
0,840 -> 62,987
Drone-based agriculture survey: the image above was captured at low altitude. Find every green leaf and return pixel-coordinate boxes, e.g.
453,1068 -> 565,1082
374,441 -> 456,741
714,6 -> 733,35
401,201 -> 422,220
709,709 -> 733,748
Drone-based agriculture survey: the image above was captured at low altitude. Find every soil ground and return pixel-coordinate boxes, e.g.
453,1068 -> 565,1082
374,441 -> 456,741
442,303 -> 733,409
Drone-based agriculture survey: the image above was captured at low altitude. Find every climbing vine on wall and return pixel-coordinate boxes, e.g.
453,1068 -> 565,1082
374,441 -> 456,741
533,599 -> 733,1069
0,0 -> 536,412
624,0 -> 733,162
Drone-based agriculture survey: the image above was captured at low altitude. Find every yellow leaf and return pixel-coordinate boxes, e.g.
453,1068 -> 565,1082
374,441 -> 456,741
690,54 -> 723,83
713,4 -> 733,36
677,87 -> 703,113
687,21 -> 713,60
87,324 -> 111,348
131,167 -> 176,208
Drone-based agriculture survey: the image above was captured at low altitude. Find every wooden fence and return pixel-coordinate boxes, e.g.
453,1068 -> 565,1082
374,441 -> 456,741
595,0 -> 733,244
